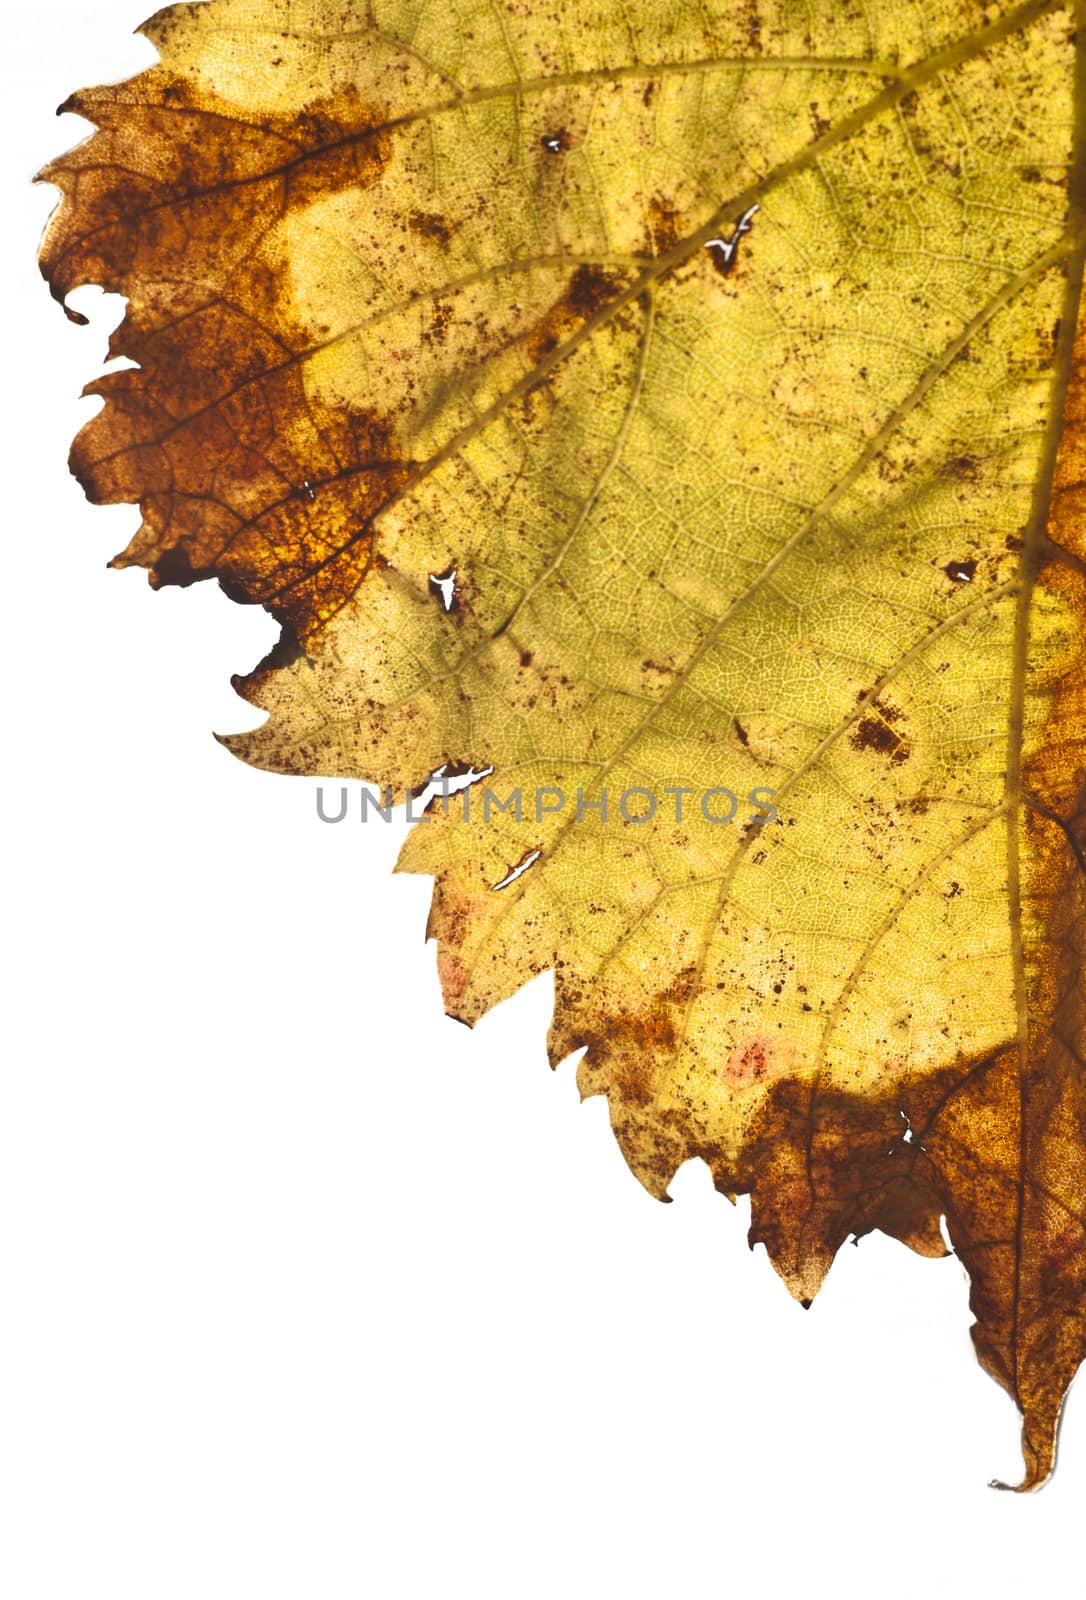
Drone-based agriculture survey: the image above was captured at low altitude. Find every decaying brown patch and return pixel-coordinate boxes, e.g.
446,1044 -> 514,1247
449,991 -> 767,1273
850,698 -> 911,765
568,968 -> 699,1111
647,193 -> 684,254
38,75 -> 410,639
409,210 -> 452,245
523,264 -> 630,364
944,453 -> 981,481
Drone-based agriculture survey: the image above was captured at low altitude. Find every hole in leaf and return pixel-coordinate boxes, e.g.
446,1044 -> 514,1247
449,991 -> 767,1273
429,566 -> 459,611
943,558 -> 977,583
492,847 -> 542,891
705,203 -> 759,276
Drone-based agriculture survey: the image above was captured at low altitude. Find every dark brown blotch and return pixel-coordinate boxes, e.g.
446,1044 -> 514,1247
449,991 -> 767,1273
409,210 -> 452,245
647,193 -> 683,254
851,698 -> 911,765
524,264 -> 628,363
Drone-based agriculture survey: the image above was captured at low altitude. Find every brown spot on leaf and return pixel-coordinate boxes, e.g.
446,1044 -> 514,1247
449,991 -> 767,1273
524,264 -> 628,363
647,193 -> 683,254
850,701 -> 911,765
809,101 -> 831,137
409,210 -> 452,245
425,302 -> 453,342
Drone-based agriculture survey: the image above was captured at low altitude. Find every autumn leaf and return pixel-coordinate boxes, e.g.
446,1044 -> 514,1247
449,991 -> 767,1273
39,0 -> 1086,1487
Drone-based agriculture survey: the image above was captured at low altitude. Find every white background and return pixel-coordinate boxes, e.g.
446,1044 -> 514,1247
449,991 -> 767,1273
2,3 -> 1083,1596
